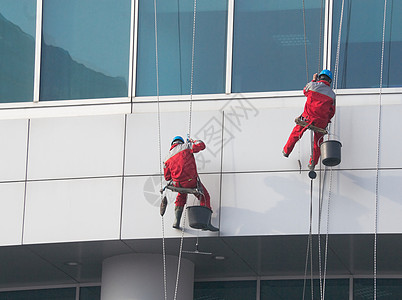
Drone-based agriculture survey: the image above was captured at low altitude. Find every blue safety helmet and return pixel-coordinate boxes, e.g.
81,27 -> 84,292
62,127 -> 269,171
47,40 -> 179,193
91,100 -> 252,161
318,69 -> 333,81
171,136 -> 184,145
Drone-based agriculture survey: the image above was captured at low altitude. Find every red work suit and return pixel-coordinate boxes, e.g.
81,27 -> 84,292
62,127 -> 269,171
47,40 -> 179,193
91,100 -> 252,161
163,140 -> 211,209
283,80 -> 336,165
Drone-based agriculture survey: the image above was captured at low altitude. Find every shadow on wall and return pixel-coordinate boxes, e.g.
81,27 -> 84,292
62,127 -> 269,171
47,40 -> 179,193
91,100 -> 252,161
219,172 -> 373,235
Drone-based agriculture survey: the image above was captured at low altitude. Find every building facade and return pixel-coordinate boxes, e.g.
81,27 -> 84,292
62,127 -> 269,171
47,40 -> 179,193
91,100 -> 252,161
0,0 -> 402,299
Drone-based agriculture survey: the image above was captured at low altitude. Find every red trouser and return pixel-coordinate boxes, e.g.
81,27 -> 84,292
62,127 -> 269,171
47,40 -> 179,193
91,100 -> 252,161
174,180 -> 211,209
283,117 -> 327,165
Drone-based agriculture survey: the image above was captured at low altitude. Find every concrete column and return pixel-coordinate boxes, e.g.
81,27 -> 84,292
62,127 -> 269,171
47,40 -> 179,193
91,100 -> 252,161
101,253 -> 194,300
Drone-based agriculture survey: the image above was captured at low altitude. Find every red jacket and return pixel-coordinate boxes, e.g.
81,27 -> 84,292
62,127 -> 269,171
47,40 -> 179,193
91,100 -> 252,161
303,80 -> 336,123
163,140 -> 205,183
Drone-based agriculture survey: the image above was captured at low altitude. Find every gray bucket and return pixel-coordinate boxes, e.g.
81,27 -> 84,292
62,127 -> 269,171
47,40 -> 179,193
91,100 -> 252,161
187,206 -> 212,230
320,140 -> 342,166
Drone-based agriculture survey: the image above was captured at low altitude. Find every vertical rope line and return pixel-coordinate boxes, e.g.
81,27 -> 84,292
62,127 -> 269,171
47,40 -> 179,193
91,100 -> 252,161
161,217 -> 167,300
318,0 -> 324,72
333,0 -> 345,92
153,0 -> 167,299
302,0 -> 309,81
318,162 -> 323,300
322,168 -> 332,300
309,180 -> 314,300
302,187 -> 313,300
177,0 -> 183,95
330,0 -> 345,138
174,209 -> 187,300
374,1 -> 387,299
188,0 -> 197,137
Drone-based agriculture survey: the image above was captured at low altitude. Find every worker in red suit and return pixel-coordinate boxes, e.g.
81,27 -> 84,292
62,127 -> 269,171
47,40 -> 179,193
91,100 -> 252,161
283,69 -> 336,170
164,136 -> 218,231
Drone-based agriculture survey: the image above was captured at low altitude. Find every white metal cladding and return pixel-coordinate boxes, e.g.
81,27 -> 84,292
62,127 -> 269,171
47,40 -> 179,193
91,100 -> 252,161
0,92 -> 399,246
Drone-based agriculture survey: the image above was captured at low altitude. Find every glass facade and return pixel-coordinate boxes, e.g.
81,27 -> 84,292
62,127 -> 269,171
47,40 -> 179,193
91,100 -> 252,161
232,0 -> 323,93
0,288 -> 75,300
2,279 -> 402,299
0,0 -> 36,103
261,279 -> 349,300
39,0 -> 131,100
1,0 -> 401,104
79,286 -> 101,300
135,0 -> 228,96
354,279 -> 402,300
194,280 -> 257,300
332,0 -> 402,89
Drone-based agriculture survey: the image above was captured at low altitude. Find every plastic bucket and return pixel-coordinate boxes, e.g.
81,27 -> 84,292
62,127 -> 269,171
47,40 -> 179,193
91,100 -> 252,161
320,140 -> 342,166
187,206 -> 212,230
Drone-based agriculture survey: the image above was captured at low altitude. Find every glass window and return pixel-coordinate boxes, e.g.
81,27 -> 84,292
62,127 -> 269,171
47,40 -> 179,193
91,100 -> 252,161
0,0 -> 36,103
136,0 -> 227,96
79,286 -> 101,300
331,0 -> 402,89
40,0 -> 131,101
261,279 -> 349,300
194,280 -> 256,300
354,278 -> 402,300
0,288 -> 75,300
232,0 -> 323,93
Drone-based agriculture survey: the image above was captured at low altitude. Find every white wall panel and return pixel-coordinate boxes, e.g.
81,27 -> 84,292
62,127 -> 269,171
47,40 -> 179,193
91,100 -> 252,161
0,119 -> 28,181
222,105 -> 313,172
23,177 -> 122,244
121,174 -> 220,239
0,182 -> 25,246
28,115 -> 125,180
377,169 -> 402,233
220,169 -> 399,236
319,170 -> 376,234
125,110 -> 223,175
335,105 -> 379,169
323,168 -> 402,234
220,172 -> 317,236
378,105 -> 402,168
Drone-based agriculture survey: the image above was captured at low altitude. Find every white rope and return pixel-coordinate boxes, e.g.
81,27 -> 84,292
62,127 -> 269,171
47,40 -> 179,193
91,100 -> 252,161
317,165 -> 332,300
318,163 -> 324,300
188,0 -> 197,138
302,179 -> 314,300
317,0 -> 325,73
173,209 -> 187,300
374,1 -> 387,299
153,0 -> 167,298
175,1 -> 198,298
302,0 -> 309,82
322,169 -> 332,300
329,0 -> 345,140
333,0 -> 345,92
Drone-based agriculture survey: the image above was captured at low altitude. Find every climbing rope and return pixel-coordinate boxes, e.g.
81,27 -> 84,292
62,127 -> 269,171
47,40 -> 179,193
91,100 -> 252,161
315,1 -> 346,297
301,2 -> 326,298
188,0 -> 197,138
173,2 -> 198,299
174,210 -> 187,300
317,161 -> 331,300
317,0 -> 325,73
374,1 -> 387,299
152,0 -> 168,298
302,0 -> 309,82
302,179 -> 314,300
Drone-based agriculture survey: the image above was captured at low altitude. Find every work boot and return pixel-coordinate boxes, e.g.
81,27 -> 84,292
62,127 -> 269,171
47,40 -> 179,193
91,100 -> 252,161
173,206 -> 184,229
203,216 -> 219,232
206,221 -> 219,232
